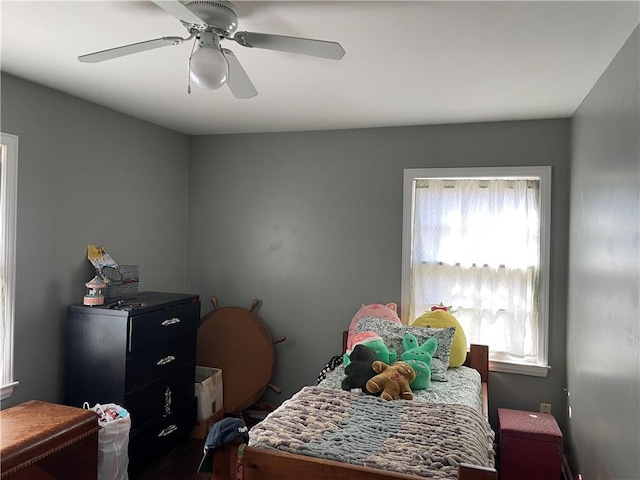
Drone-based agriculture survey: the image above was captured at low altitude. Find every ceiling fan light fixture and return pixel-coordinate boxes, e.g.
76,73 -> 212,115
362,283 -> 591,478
79,1 -> 346,99
189,31 -> 228,90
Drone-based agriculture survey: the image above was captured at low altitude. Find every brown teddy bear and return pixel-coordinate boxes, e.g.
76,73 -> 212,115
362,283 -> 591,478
365,361 -> 416,400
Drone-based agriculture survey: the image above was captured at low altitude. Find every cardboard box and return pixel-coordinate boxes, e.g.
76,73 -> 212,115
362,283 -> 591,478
190,408 -> 224,439
195,366 -> 223,421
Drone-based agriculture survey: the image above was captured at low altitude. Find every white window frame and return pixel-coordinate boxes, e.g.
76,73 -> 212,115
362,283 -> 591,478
401,166 -> 551,377
1,132 -> 19,399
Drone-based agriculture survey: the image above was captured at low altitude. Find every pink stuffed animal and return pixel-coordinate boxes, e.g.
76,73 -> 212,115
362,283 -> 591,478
346,302 -> 402,349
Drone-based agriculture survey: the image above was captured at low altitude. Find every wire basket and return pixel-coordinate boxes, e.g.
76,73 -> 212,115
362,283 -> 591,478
104,265 -> 140,302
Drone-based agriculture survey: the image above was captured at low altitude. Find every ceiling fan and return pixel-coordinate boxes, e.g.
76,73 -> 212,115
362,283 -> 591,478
78,0 -> 346,99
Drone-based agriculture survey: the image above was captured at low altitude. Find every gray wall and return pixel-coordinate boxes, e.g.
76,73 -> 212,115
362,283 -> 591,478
0,73 -> 190,408
187,119 -> 571,432
568,26 -> 639,480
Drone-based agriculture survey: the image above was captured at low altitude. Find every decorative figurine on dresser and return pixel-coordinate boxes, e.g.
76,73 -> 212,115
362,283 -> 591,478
64,291 -> 201,476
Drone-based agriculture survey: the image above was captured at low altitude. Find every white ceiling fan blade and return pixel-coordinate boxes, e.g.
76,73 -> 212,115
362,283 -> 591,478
78,36 -> 187,63
222,48 -> 258,99
151,0 -> 208,25
233,31 -> 345,60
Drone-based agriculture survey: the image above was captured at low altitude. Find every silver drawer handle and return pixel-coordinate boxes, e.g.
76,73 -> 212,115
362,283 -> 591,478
161,317 -> 181,326
158,424 -> 178,437
156,355 -> 176,366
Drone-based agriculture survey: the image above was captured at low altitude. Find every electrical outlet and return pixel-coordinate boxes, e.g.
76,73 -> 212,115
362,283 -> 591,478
540,403 -> 552,414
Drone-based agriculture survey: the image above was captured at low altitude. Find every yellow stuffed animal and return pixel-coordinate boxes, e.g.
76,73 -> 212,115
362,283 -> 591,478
412,309 -> 468,367
366,361 -> 416,401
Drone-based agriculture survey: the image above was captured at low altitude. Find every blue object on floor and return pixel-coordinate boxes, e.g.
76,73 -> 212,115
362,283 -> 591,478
197,417 -> 250,473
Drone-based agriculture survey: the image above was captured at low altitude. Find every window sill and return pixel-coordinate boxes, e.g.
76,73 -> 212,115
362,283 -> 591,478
489,359 -> 550,377
1,381 -> 19,400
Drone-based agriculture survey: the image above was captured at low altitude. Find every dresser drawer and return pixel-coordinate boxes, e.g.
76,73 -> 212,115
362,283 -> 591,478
125,333 -> 196,393
125,364 -> 195,430
128,301 -> 200,353
128,398 -> 196,476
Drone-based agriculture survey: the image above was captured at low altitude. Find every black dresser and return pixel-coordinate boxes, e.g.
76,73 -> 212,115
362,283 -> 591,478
64,291 -> 201,475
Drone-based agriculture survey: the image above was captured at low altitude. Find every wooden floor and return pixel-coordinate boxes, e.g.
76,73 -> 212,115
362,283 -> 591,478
131,437 -> 209,480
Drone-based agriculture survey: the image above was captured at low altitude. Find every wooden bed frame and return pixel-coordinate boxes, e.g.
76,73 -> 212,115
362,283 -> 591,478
212,342 -> 496,480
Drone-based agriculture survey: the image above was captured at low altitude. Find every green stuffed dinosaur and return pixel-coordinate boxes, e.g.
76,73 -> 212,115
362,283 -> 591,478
400,333 -> 437,390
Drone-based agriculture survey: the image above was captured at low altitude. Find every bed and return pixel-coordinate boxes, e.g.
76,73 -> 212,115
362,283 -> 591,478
211,329 -> 496,480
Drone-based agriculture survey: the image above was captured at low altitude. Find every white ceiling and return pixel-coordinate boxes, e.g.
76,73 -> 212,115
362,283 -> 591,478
1,1 -> 638,135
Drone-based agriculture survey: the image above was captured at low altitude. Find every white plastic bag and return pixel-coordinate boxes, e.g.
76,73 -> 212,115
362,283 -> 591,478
84,402 -> 131,480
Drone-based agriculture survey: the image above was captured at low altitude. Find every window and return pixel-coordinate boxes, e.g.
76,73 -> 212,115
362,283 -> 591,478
401,167 -> 551,376
1,132 -> 19,399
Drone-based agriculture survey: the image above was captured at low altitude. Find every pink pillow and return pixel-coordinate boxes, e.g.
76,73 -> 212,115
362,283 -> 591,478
346,302 -> 402,348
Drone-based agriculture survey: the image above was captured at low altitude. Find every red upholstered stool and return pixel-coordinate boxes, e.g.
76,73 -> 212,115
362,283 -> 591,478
498,408 -> 563,480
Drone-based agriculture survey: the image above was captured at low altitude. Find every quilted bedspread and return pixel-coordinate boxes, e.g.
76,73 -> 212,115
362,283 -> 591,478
249,386 -> 495,479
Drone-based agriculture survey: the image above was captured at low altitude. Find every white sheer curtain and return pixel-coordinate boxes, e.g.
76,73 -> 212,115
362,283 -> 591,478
409,178 -> 540,359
